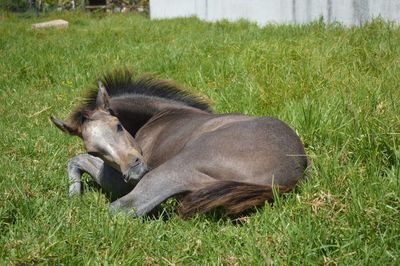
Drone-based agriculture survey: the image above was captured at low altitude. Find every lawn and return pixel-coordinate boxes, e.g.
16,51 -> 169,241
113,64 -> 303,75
0,11 -> 399,264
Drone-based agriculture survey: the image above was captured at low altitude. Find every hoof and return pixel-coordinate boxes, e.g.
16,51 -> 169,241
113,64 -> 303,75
68,183 -> 81,197
109,202 -> 122,215
109,202 -> 138,218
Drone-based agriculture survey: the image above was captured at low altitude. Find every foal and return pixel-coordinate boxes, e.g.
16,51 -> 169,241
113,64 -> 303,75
52,70 -> 309,217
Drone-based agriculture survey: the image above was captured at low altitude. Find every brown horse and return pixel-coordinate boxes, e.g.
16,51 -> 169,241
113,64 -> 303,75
51,70 -> 309,218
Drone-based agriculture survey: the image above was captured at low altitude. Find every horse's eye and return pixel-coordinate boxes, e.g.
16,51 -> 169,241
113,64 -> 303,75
108,108 -> 116,116
116,123 -> 123,132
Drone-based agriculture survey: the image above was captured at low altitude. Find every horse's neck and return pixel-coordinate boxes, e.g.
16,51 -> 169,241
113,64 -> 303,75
110,95 -> 198,136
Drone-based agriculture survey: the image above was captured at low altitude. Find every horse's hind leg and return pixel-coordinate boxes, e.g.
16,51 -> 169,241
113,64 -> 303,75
109,166 -> 214,217
109,170 -> 186,217
67,154 -> 133,199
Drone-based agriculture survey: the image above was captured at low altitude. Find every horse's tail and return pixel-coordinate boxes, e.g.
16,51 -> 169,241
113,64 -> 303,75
179,180 -> 292,218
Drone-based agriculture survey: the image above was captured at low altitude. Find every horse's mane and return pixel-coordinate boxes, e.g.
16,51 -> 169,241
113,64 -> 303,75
69,69 -> 212,128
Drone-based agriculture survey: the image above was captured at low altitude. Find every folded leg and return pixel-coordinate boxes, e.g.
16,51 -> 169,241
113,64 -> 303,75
67,153 -> 133,199
109,163 -> 214,217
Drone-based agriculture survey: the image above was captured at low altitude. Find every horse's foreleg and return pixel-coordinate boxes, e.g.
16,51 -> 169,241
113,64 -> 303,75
67,154 -> 100,197
67,154 -> 133,198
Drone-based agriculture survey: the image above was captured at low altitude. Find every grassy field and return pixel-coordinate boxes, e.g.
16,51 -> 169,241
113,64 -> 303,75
0,11 -> 399,265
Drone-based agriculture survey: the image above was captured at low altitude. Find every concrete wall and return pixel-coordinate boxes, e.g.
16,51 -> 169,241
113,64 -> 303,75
149,0 -> 400,26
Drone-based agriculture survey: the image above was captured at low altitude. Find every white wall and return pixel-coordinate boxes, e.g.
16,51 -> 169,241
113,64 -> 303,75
149,0 -> 197,19
150,0 -> 400,26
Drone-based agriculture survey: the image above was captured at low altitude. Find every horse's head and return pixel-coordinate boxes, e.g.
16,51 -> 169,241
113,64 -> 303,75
51,81 -> 149,184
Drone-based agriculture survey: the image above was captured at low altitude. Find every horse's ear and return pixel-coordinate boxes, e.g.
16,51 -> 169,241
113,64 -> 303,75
96,80 -> 110,110
50,116 -> 79,136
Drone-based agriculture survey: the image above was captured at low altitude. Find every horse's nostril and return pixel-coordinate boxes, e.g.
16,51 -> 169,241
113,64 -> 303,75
133,158 -> 140,166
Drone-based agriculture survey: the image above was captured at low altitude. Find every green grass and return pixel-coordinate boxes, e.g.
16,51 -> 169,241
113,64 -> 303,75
0,11 -> 399,264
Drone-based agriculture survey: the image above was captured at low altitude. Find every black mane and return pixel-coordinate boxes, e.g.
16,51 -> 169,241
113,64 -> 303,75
70,69 -> 212,127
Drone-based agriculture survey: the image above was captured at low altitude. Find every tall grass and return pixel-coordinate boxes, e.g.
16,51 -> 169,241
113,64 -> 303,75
0,12 -> 399,264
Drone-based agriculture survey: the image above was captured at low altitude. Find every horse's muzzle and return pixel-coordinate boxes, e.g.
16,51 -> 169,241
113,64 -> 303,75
123,160 -> 149,184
